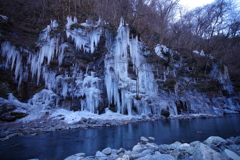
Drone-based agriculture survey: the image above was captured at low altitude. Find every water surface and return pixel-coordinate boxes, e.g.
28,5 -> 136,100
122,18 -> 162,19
0,114 -> 239,160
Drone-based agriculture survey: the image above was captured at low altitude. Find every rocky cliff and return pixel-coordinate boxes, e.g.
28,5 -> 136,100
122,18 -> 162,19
0,15 -> 240,122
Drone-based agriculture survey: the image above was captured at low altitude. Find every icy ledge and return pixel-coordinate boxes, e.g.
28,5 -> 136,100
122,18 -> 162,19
65,136 -> 240,160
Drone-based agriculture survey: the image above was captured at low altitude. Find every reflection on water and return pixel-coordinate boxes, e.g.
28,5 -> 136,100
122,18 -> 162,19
0,114 -> 239,160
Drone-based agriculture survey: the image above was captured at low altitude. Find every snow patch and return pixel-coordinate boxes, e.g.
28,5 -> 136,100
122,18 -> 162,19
50,108 -> 136,124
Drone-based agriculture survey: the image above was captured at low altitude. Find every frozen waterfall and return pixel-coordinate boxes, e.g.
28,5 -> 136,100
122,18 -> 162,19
104,19 -> 159,115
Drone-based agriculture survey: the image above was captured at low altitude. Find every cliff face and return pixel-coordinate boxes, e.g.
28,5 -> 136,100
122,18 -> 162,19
0,16 -> 239,121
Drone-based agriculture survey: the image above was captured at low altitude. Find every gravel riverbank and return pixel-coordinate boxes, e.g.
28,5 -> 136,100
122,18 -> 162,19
65,136 -> 240,160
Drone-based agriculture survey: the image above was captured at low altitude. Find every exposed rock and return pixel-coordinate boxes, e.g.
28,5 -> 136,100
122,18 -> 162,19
140,136 -> 148,142
0,110 -> 28,122
224,149 -> 240,160
148,137 -> 155,140
234,137 -> 240,145
102,147 -> 112,155
88,118 -> 97,124
146,142 -> 159,150
81,117 -> 88,123
132,143 -> 145,152
141,149 -> 154,156
204,136 -> 227,145
116,154 -> 130,160
95,151 -> 107,159
65,136 -> 240,160
137,154 -> 175,160
117,148 -> 125,154
64,153 -> 86,160
192,143 -> 224,160
0,104 -> 16,114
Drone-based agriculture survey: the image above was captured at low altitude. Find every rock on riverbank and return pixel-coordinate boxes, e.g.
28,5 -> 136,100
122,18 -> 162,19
65,136 -> 240,160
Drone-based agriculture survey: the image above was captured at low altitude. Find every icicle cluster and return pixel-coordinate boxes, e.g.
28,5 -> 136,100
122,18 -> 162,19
66,16 -> 102,54
104,18 -> 160,115
1,41 -> 26,88
1,16 -> 238,116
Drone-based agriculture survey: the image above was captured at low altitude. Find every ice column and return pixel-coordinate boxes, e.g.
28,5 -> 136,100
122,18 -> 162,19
105,19 -> 158,115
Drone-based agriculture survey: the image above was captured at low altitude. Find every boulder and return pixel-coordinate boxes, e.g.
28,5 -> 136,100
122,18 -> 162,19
137,154 -> 175,160
0,103 -> 28,122
95,151 -> 106,157
64,153 -> 86,160
149,137 -> 155,140
0,104 -> 16,114
88,118 -> 97,124
146,142 -> 159,150
117,148 -> 125,154
140,136 -> 148,142
203,136 -> 227,145
223,149 -> 240,160
81,117 -> 88,122
95,151 -> 111,160
0,111 -> 28,122
234,137 -> 240,145
102,147 -> 112,155
116,154 -> 130,160
192,143 -> 224,160
132,143 -> 146,152
141,149 -> 154,156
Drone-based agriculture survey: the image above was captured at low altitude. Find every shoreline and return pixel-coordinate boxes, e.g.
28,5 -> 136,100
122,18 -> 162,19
64,135 -> 240,160
0,113 -> 235,141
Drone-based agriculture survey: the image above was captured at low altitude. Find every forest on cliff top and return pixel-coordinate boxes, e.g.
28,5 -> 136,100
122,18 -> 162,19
0,0 -> 240,93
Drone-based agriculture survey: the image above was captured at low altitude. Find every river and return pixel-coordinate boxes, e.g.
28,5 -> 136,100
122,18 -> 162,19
0,114 -> 239,160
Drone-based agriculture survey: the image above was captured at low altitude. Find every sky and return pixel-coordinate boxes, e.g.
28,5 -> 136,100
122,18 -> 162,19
179,0 -> 240,10
179,0 -> 215,10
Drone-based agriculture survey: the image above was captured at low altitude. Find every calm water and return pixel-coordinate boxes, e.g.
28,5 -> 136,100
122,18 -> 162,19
0,114 -> 240,160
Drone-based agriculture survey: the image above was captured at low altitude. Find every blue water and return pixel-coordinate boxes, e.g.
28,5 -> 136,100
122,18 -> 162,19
0,114 -> 239,160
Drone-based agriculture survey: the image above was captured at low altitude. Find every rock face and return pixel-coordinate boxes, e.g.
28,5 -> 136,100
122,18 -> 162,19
0,103 -> 28,122
0,15 -> 240,118
64,136 -> 240,160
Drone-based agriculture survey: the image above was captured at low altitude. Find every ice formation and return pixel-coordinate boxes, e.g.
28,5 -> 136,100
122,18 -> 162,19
0,14 -> 8,21
0,17 -> 239,119
104,18 -> 160,115
66,16 -> 102,54
1,41 -> 24,88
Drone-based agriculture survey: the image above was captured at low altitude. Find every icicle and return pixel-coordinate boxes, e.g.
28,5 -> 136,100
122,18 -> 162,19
66,16 -> 78,30
81,72 -> 101,113
104,18 -> 158,115
58,43 -> 68,66
66,16 -> 102,54
1,41 -> 23,89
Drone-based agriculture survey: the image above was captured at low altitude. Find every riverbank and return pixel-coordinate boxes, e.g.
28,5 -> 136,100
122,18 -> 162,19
64,136 -> 240,160
0,109 -> 223,141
